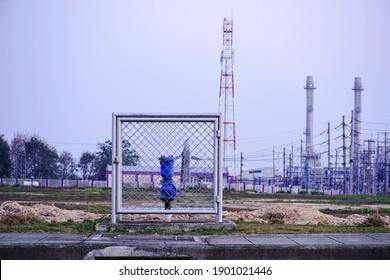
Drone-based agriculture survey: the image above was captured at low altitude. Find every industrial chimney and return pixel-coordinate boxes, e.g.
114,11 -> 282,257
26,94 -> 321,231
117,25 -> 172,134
304,76 -> 316,189
352,77 -> 364,193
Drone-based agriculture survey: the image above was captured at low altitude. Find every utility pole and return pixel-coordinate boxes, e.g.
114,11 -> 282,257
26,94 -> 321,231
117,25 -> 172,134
291,145 -> 294,188
300,140 -> 303,189
289,152 -> 292,188
240,152 -> 243,186
327,122 -> 331,190
283,148 -> 286,187
273,146 -> 275,186
367,140 -> 374,195
350,110 -> 354,195
385,132 -> 388,196
342,115 -> 347,195
335,149 -> 338,191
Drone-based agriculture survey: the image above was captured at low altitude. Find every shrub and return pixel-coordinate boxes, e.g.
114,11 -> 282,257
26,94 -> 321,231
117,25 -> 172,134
298,190 -> 308,195
275,190 -> 287,194
267,212 -> 285,224
364,213 -> 386,227
310,190 -> 324,195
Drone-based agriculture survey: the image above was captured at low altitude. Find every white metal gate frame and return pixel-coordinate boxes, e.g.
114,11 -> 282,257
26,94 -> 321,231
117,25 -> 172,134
111,113 -> 224,223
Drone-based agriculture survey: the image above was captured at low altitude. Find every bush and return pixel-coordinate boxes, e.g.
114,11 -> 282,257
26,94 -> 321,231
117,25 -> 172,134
276,190 -> 286,194
364,213 -> 386,227
266,212 -> 285,224
310,190 -> 324,195
298,190 -> 308,195
275,190 -> 292,194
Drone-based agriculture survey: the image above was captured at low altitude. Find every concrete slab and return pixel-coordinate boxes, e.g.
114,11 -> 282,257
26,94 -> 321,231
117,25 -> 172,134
37,233 -> 90,244
286,234 -> 343,246
244,234 -> 297,246
365,233 -> 390,244
0,233 -> 389,259
206,235 -> 252,245
325,234 -> 388,246
0,233 -> 50,244
97,219 -> 236,233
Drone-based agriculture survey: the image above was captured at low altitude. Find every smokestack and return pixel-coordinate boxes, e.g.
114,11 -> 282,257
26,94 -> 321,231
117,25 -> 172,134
353,77 -> 364,192
304,76 -> 316,190
304,76 -> 316,159
353,77 -> 363,148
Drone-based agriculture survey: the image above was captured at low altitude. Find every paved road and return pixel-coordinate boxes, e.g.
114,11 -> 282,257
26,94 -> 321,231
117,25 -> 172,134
0,232 -> 389,260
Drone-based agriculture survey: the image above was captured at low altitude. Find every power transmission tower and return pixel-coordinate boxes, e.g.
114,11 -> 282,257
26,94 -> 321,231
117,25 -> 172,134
363,139 -> 375,195
350,110 -> 354,194
218,18 -> 237,186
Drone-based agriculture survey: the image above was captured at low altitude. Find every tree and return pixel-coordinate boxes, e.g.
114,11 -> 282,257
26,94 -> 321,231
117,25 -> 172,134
24,136 -> 59,179
79,151 -> 98,179
58,151 -> 77,179
0,135 -> 12,177
10,133 -> 59,179
96,140 -> 139,180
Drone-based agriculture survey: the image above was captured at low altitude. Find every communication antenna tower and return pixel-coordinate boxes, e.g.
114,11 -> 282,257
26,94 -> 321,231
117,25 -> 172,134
218,18 -> 237,185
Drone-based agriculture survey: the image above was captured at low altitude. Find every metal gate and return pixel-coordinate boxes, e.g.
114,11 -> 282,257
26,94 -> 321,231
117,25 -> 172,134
111,113 -> 223,222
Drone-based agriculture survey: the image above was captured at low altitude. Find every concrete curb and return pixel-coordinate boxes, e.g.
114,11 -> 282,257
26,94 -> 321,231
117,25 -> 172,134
0,233 -> 389,260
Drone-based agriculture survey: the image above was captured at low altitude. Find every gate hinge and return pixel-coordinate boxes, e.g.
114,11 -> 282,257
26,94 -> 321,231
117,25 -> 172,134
216,130 -> 221,138
216,196 -> 221,203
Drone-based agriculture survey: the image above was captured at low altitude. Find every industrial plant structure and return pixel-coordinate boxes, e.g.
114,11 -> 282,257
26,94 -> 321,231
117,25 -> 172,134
238,76 -> 389,196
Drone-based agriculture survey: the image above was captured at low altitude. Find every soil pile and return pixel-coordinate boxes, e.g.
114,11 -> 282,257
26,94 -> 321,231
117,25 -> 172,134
123,205 -> 390,227
1,201 -> 389,227
0,201 -> 103,223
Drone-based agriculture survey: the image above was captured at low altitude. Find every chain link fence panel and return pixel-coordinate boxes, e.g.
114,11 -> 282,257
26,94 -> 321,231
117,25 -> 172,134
112,114 -> 223,216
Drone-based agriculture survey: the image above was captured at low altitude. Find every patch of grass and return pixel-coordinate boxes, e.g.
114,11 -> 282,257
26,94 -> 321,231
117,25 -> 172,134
53,203 -> 111,214
245,189 -> 258,193
79,188 -> 111,194
1,218 -> 389,234
0,218 -> 110,233
320,207 -> 390,215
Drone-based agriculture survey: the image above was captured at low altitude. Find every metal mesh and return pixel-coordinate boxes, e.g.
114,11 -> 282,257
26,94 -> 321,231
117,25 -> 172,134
119,120 -> 216,211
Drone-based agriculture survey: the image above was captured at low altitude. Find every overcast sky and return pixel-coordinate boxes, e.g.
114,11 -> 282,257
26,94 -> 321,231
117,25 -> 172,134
1,0 -> 389,167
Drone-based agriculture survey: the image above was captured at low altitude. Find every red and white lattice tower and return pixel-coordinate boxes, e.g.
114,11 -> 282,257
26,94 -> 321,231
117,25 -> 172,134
218,18 -> 237,184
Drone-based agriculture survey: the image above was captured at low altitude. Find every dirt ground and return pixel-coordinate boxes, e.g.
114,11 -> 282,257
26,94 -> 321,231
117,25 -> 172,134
0,187 -> 389,227
1,200 -> 389,227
